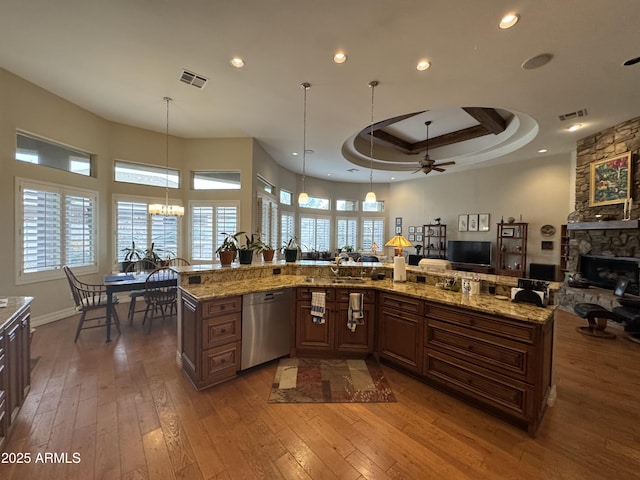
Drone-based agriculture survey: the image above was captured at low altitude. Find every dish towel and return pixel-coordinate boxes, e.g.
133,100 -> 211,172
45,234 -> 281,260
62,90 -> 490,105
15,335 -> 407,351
311,292 -> 326,324
347,292 -> 364,332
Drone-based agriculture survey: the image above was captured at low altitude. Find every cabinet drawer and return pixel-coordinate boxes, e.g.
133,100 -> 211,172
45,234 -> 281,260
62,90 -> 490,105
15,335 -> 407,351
201,341 -> 241,384
426,319 -> 534,382
380,292 -> 423,315
336,288 -> 374,304
202,296 -> 241,318
424,349 -> 534,419
297,287 -> 335,302
426,303 -> 535,344
202,313 -> 241,349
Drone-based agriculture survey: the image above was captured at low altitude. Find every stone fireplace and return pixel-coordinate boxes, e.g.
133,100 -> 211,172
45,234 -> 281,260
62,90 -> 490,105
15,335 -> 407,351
558,116 -> 640,312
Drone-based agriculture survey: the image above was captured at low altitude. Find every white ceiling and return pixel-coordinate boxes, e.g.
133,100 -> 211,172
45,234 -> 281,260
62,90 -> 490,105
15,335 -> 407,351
2,0 -> 639,183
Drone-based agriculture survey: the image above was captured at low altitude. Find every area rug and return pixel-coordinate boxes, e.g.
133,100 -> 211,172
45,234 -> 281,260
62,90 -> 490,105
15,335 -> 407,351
268,357 -> 396,403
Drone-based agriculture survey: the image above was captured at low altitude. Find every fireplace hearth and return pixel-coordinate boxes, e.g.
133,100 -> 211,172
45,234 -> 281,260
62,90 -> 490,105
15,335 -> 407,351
579,254 -> 640,295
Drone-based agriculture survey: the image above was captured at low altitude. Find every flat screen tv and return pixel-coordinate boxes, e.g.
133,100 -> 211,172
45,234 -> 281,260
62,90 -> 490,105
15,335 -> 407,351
447,240 -> 492,266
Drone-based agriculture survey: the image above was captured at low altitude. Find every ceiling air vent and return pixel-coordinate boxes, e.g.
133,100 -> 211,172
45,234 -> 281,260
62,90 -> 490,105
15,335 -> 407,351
347,168 -> 360,172
179,69 -> 209,89
558,109 -> 588,122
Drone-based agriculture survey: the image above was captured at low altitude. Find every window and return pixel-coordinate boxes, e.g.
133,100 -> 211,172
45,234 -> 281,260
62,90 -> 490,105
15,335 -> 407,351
190,202 -> 239,261
362,218 -> 385,251
300,215 -> 330,252
17,179 -> 97,283
16,132 -> 92,176
115,160 -> 179,188
280,189 -> 292,206
257,175 -> 274,194
115,198 -> 180,264
281,211 -> 295,249
362,200 -> 385,212
336,217 -> 358,250
336,199 -> 359,212
299,196 -> 330,210
193,171 -> 241,190
258,196 -> 278,249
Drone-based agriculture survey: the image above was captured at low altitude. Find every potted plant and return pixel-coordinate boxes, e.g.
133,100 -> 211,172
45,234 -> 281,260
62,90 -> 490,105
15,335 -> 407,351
237,232 -> 260,265
143,243 -> 162,269
216,232 -> 241,266
282,236 -> 299,263
255,233 -> 275,262
120,241 -> 143,272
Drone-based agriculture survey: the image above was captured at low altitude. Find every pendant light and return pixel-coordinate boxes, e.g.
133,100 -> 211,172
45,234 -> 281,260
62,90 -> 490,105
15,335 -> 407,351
364,81 -> 378,204
298,82 -> 310,205
149,97 -> 184,217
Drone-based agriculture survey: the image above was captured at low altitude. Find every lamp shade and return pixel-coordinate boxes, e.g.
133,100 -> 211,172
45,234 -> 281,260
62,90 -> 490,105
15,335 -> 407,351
384,235 -> 413,248
298,192 -> 309,204
365,191 -> 377,203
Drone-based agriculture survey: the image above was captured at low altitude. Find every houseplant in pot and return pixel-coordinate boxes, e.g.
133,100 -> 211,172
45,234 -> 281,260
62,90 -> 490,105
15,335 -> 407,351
216,232 -> 241,266
120,241 -> 143,272
282,236 -> 299,262
237,232 -> 260,265
255,233 -> 275,262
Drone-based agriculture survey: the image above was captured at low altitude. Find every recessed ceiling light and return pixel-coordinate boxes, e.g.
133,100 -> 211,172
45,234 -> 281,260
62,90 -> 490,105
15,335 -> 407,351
333,51 -> 347,64
292,152 -> 298,156
538,149 -> 548,154
390,176 -> 395,180
327,173 -> 331,177
568,124 -> 583,132
416,60 -> 431,71
230,57 -> 245,68
499,13 -> 520,29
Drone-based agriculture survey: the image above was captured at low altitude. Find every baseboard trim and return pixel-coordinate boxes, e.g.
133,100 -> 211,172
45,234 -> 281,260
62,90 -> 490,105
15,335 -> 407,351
31,307 -> 77,328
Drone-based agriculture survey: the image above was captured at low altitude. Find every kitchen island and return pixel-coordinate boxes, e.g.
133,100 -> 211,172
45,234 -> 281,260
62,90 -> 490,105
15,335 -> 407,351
176,262 -> 555,436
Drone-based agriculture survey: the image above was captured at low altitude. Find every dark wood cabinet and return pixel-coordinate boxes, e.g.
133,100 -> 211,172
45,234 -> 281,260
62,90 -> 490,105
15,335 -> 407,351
294,287 -> 374,357
423,302 -> 553,436
0,298 -> 31,450
378,292 -> 424,373
181,291 -> 241,390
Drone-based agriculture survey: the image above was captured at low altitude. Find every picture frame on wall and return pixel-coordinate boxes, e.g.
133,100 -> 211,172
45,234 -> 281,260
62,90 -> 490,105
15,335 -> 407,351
458,214 -> 468,232
468,214 -> 479,232
589,152 -> 631,206
541,241 -> 553,250
408,226 -> 415,233
479,213 -> 490,232
416,226 -> 423,233
416,234 -> 423,242
395,225 -> 402,234
395,217 -> 402,226
408,234 -> 415,241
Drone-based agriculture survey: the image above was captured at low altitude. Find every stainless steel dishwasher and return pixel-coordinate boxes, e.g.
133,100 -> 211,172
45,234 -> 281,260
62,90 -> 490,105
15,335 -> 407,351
241,289 -> 291,370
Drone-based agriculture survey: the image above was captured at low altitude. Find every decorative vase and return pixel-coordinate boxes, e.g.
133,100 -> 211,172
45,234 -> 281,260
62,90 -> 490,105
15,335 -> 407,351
262,249 -> 275,262
285,248 -> 298,262
218,250 -> 235,266
238,250 -> 254,265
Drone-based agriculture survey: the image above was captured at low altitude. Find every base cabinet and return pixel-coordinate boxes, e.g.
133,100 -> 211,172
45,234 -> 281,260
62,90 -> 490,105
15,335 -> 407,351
423,302 -> 553,436
378,292 -> 424,373
294,287 -> 374,357
0,299 -> 31,450
181,291 -> 241,390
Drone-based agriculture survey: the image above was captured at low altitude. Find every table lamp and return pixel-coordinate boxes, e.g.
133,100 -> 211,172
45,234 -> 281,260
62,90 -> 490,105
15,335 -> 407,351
371,243 -> 379,254
384,235 -> 412,256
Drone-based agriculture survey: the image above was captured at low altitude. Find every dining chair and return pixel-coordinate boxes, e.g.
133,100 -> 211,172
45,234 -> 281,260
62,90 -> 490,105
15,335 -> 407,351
63,265 -> 121,342
142,266 -> 177,334
165,257 -> 191,267
125,259 -> 158,325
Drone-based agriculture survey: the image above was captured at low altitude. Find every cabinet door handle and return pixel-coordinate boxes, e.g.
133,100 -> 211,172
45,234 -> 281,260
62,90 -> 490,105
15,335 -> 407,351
220,329 -> 226,333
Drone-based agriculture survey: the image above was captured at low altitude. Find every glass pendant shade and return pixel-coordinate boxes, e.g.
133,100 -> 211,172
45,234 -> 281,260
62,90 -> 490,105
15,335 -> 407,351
298,192 -> 309,204
365,191 -> 377,203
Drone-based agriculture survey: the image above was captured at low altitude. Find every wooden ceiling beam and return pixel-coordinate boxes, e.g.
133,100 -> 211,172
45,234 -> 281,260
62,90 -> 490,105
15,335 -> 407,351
411,124 -> 490,151
462,107 -> 506,135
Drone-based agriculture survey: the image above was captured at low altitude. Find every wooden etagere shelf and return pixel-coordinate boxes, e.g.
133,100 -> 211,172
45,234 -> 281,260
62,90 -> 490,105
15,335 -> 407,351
496,222 -> 528,277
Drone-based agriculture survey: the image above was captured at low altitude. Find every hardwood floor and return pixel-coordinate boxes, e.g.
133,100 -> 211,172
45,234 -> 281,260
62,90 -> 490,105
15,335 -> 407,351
1,306 -> 639,479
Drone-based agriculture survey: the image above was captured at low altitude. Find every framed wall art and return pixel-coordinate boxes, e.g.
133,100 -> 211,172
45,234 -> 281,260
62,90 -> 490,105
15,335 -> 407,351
589,152 -> 631,206
408,234 -> 415,241
502,227 -> 515,237
479,213 -> 490,232
468,214 -> 479,232
458,214 -> 468,232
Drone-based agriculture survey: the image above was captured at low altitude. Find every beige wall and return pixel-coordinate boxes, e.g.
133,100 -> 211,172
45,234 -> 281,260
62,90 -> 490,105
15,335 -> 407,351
388,154 -> 574,268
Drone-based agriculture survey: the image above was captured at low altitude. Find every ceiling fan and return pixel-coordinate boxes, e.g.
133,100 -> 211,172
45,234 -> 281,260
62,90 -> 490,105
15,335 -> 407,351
413,121 -> 456,175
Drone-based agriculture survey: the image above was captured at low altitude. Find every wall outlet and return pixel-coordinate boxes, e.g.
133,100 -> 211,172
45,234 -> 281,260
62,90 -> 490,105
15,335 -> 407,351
417,276 -> 426,283
273,268 -> 281,275
188,275 -> 201,284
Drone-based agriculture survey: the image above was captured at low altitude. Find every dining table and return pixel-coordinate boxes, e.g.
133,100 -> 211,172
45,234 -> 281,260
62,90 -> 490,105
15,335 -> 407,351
103,270 -> 178,342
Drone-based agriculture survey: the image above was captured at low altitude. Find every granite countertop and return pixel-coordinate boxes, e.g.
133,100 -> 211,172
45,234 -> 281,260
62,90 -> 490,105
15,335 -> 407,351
0,296 -> 34,329
181,276 -> 554,324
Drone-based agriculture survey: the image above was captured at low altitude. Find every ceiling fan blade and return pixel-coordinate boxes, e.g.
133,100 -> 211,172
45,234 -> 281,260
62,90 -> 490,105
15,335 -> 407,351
433,161 -> 456,168
433,167 -> 446,172
412,168 -> 422,174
